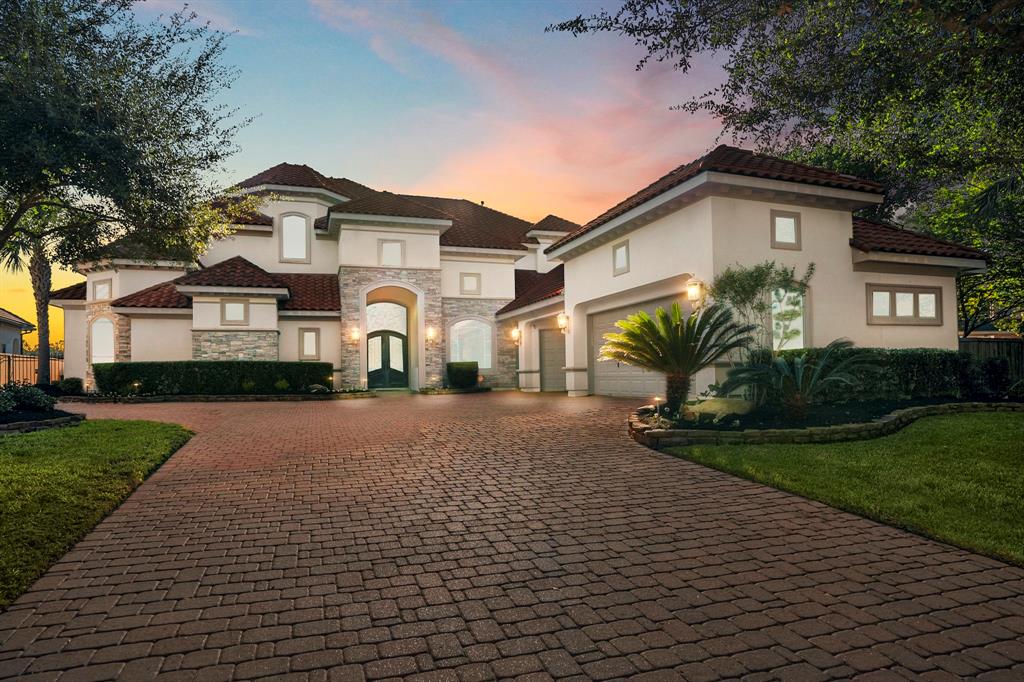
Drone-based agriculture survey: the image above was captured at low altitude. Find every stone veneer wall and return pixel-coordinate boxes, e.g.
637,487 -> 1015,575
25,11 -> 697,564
84,301 -> 131,390
441,298 -> 517,388
338,267 -> 444,389
192,331 -> 279,360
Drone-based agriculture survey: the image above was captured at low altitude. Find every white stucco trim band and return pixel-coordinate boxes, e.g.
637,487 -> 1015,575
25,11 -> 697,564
440,246 -> 526,257
331,213 -> 453,228
278,310 -> 342,318
111,308 -> 191,316
176,285 -> 291,298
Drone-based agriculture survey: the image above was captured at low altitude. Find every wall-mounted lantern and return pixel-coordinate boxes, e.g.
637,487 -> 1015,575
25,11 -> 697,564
556,313 -> 569,334
686,279 -> 705,305
426,326 -> 437,345
510,327 -> 521,346
349,327 -> 361,344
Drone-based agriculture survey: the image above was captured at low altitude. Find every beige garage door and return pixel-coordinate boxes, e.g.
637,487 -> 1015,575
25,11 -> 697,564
539,329 -> 567,391
589,296 -> 685,397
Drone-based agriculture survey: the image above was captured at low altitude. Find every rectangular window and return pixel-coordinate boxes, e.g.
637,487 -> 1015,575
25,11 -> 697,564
299,328 -> 320,360
460,272 -> 481,295
866,284 -> 943,325
280,214 -> 310,263
93,279 -> 112,301
612,241 -> 630,276
220,300 -> 249,326
379,240 -> 404,267
770,210 -> 801,250
771,288 -> 806,351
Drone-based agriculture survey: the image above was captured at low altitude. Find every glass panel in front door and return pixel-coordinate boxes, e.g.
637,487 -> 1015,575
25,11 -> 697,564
389,336 -> 404,372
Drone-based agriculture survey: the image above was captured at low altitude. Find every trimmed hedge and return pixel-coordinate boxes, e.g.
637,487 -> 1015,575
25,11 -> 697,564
92,361 -> 334,396
446,361 -> 479,389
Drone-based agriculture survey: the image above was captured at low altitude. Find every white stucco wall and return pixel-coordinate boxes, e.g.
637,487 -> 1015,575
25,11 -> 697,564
61,307 -> 87,380
440,256 -> 516,299
278,319 -> 342,373
130,316 -> 193,361
338,226 -> 441,269
708,196 -> 959,349
192,297 -> 279,330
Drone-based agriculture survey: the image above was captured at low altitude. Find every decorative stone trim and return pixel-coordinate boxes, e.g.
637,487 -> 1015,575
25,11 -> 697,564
0,414 -> 85,434
629,402 -> 1024,450
192,330 -> 279,360
60,392 -> 376,404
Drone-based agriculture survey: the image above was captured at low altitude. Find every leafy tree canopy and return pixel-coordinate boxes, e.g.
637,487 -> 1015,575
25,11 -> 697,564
0,0 -> 253,261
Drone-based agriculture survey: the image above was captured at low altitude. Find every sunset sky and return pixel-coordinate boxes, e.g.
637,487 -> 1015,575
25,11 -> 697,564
1,0 -> 726,345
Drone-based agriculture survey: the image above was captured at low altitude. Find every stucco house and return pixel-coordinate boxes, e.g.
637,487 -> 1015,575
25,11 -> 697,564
50,145 -> 987,396
0,307 -> 33,355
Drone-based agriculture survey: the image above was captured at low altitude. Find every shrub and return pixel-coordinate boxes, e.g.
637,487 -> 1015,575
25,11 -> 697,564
56,377 -> 84,395
307,384 -> 329,394
446,362 -> 479,389
273,379 -> 290,392
980,357 -> 1012,397
0,392 -> 14,414
92,361 -> 333,395
2,384 -> 56,411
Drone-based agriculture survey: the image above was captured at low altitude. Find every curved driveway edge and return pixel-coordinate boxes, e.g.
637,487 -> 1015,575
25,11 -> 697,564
1,393 -> 1022,680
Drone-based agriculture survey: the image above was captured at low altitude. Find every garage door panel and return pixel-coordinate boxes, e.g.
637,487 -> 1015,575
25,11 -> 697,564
589,297 -> 685,397
539,329 -> 567,392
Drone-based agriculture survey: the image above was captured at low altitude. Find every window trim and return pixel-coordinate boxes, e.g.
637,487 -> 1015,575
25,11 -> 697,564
447,316 -> 495,370
220,299 -> 250,326
279,213 -> 312,264
612,240 -> 630,277
459,272 -> 482,296
866,284 -> 943,326
298,327 -> 321,361
92,278 -> 113,301
770,209 -> 802,251
378,239 -> 406,267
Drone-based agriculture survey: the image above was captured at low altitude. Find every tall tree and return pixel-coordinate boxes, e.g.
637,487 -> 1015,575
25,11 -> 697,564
0,0 -> 251,255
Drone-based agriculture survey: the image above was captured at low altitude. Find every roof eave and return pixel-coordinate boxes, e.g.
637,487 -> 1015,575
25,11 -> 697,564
851,249 -> 988,272
175,285 -> 291,298
496,294 -> 565,321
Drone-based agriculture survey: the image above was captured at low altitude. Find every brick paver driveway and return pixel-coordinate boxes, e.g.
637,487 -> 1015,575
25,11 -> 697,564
1,393 -> 1023,681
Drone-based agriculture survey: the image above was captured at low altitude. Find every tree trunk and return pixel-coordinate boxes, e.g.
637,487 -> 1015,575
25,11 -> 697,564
28,241 -> 52,385
665,373 -> 692,416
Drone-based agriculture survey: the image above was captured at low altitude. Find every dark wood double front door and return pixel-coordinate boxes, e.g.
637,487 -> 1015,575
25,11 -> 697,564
367,330 -> 408,389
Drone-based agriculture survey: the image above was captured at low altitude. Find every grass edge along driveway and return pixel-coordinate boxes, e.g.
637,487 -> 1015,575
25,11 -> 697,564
0,420 -> 191,609
668,412 -> 1024,567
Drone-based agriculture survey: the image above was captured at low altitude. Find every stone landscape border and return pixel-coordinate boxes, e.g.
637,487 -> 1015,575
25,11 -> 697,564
60,392 -> 376,404
629,401 -> 1024,449
0,413 -> 85,434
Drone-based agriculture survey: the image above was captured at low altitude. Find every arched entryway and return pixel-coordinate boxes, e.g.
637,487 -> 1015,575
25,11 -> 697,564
366,302 -> 409,389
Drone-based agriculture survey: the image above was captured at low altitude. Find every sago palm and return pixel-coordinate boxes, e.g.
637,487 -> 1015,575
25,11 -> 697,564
599,303 -> 754,415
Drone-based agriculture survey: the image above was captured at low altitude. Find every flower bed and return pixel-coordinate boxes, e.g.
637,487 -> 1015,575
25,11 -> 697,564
629,401 -> 1024,449
0,409 -> 85,434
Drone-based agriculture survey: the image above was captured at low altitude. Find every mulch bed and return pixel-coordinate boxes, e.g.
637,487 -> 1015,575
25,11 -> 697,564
0,408 -> 79,426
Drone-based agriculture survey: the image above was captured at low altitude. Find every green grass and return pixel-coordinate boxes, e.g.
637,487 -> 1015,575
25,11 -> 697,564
0,420 -> 191,609
668,412 -> 1024,566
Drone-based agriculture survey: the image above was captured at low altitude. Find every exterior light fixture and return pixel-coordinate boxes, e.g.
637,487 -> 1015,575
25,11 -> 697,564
653,396 -> 662,416
426,326 -> 437,344
349,327 -> 361,343
510,327 -> 521,346
556,313 -> 569,334
686,280 -> 704,304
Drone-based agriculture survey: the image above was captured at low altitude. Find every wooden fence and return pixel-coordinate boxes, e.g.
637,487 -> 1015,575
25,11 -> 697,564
959,338 -> 1024,381
0,354 -> 65,385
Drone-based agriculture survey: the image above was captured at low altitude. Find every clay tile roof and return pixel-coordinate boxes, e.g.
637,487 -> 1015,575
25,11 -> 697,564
399,195 -> 533,251
0,307 -> 34,329
49,281 -> 87,300
530,215 -> 579,234
274,273 -> 341,311
514,269 -> 546,296
851,218 -> 989,261
175,256 -> 284,289
548,144 -> 884,253
331,192 -> 453,221
112,281 -> 190,309
238,163 -> 375,199
498,265 -> 565,315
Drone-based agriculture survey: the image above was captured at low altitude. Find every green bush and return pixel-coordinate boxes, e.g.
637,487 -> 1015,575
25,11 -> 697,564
446,361 -> 479,389
0,392 -> 14,413
92,361 -> 334,396
56,377 -> 84,395
1,384 -> 56,411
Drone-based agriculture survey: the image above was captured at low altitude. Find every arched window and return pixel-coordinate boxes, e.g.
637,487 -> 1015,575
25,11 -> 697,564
90,318 -> 115,364
280,214 -> 310,262
449,319 -> 493,370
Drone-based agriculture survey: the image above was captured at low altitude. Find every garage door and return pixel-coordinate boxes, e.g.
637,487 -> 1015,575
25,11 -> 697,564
539,329 -> 567,391
589,296 -> 685,397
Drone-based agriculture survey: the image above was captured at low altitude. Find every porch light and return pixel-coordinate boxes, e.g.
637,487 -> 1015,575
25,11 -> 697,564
349,327 -> 361,343
426,326 -> 437,344
686,279 -> 704,304
557,313 -> 569,334
510,327 -> 521,346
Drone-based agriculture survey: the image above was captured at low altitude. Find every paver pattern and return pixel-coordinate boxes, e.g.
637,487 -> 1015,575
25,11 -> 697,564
1,393 -> 1023,681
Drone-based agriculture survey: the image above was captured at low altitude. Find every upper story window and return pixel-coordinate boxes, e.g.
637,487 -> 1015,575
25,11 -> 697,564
280,214 -> 310,263
460,272 -> 481,295
299,328 -> 320,360
771,210 -> 801,250
92,279 -> 112,301
612,241 -> 630,276
771,288 -> 806,350
867,284 -> 942,325
379,239 -> 405,267
221,299 -> 249,326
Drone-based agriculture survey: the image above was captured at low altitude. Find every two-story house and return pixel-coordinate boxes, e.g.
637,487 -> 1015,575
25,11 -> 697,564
51,146 -> 986,396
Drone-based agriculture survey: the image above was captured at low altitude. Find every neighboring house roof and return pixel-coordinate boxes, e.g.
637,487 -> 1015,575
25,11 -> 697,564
401,195 -> 533,251
175,256 -> 285,289
238,162 -> 376,199
49,281 -> 87,301
113,281 -> 190,309
330,192 -> 453,221
548,144 -> 885,253
0,307 -> 34,330
530,215 -> 579,233
497,265 -> 565,315
850,218 -> 989,261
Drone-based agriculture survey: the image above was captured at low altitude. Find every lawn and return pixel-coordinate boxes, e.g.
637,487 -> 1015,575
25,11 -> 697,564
0,420 -> 191,609
668,412 -> 1024,566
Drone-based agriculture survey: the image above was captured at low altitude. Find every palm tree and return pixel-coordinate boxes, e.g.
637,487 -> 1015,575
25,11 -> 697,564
600,303 -> 755,415
1,212 -> 56,385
